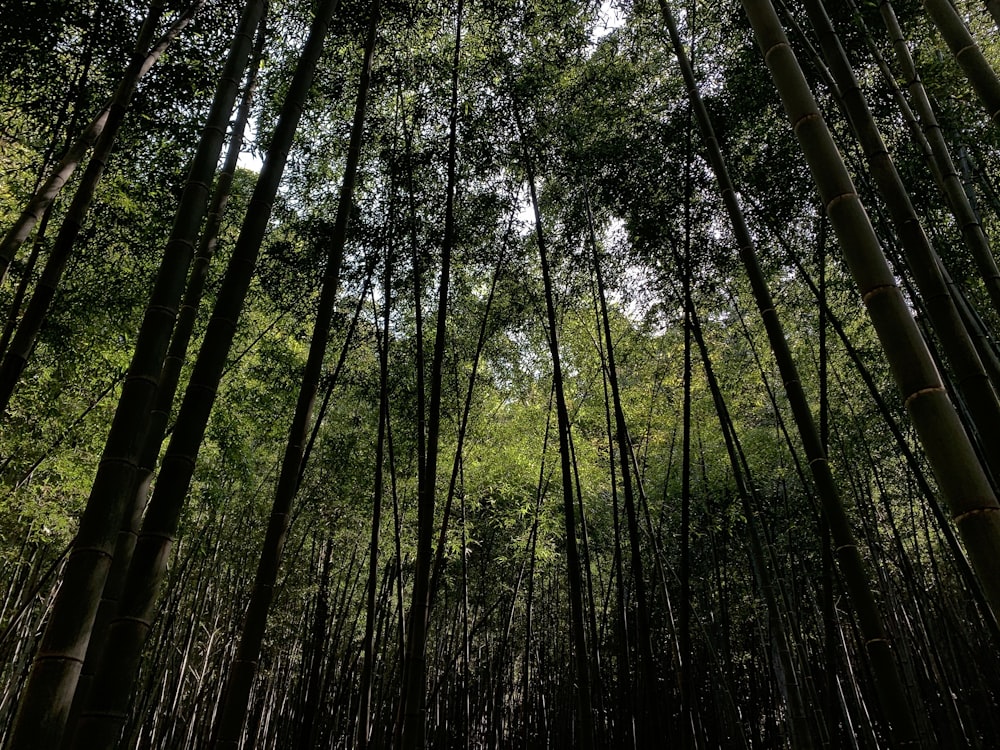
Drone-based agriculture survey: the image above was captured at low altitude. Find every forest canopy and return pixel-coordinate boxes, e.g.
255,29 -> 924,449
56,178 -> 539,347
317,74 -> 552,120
1,0 -> 1000,747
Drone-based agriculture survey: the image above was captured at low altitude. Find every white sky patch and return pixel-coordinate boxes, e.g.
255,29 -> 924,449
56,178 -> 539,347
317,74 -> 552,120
591,0 -> 626,43
515,191 -> 536,235
603,214 -> 627,243
599,216 -> 658,325
236,114 -> 264,172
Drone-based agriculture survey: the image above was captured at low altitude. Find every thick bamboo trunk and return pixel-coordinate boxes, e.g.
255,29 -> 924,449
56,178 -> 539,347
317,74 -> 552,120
801,0 -> 1000,483
64,2 -> 333,746
211,3 -> 375,745
69,21 -> 267,735
744,0 -> 1000,709
2,3 -> 261,747
661,0 -> 923,745
923,0 -> 1000,128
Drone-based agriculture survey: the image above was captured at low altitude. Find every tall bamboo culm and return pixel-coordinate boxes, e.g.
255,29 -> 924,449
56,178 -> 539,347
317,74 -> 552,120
800,0 -> 1000,488
521,150 -> 597,750
398,3 -> 463,748
66,15 -> 268,740
879,0 -> 1000,321
923,0 -> 1000,128
64,1 -> 333,746
211,1 -> 376,744
659,0 -> 920,745
742,0 -> 1000,663
0,0 -> 170,287
1,2 -> 263,747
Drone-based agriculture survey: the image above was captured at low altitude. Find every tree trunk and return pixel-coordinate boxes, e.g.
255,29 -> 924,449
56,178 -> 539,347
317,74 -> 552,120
68,20 -> 267,738
521,146 -> 596,750
879,0 -> 1000,322
662,0 -> 923,744
587,192 -> 656,745
802,0 -> 1000,485
210,2 -> 376,743
1,2 -> 258,747
358,221 -> 394,750
0,0 -> 190,286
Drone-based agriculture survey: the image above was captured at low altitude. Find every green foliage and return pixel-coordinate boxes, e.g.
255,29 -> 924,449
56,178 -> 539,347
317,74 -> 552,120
3,0 -> 1000,746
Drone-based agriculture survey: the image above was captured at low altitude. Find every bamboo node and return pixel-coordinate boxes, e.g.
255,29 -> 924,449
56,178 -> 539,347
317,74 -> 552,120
763,41 -> 791,68
865,637 -> 890,647
834,543 -> 857,554
903,385 -> 944,407
33,652 -> 85,664
792,111 -> 821,133
70,546 -> 114,560
825,192 -> 857,212
861,284 -> 895,304
954,506 -> 1000,524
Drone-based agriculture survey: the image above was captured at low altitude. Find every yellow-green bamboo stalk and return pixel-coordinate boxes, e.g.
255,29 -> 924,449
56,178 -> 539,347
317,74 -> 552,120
742,0 -> 1000,679
923,0 -> 1000,127
802,0 -> 1000,484
880,0 -> 1000,319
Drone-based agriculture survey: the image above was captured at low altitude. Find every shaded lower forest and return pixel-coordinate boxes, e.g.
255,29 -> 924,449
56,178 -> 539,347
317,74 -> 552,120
2,0 -> 1000,747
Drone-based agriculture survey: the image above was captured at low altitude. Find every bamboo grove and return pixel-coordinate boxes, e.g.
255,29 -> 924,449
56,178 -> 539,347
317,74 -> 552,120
2,0 -> 1000,747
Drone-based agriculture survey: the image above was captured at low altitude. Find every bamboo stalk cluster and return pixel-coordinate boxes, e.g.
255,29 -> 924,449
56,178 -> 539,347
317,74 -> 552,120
1,0 -> 1000,747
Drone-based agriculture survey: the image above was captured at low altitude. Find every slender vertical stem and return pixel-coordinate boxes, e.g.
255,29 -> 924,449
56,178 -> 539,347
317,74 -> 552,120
400,3 -> 462,746
519,142 -> 596,750
212,1 -> 377,742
